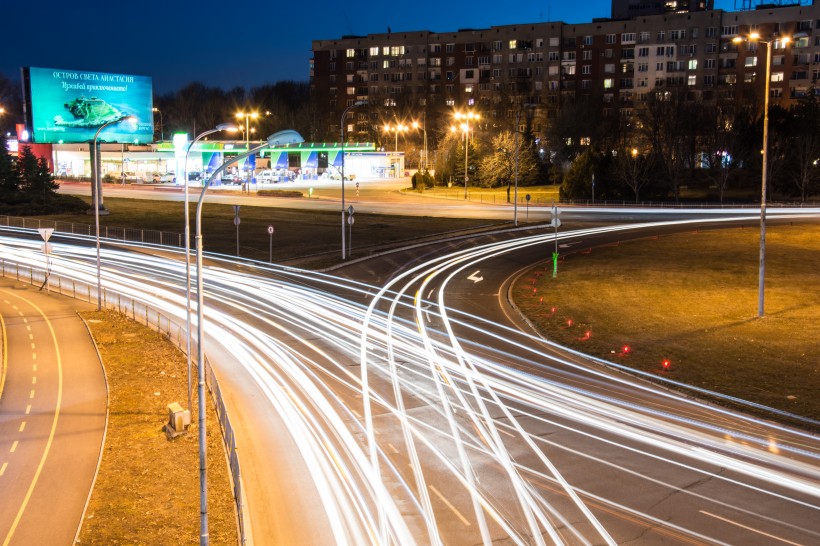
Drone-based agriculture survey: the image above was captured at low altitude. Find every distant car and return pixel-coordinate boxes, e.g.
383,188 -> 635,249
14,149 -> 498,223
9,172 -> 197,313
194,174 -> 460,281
221,173 -> 240,185
159,172 -> 176,183
187,171 -> 202,182
256,170 -> 279,183
120,171 -> 144,184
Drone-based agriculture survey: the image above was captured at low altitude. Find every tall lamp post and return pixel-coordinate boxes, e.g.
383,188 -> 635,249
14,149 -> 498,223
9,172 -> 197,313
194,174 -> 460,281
182,123 -> 237,411
383,123 -> 408,152
235,111 -> 259,193
453,111 -> 480,199
195,129 -> 304,545
91,115 -> 134,311
152,107 -> 163,141
733,32 -> 790,318
340,100 -> 368,260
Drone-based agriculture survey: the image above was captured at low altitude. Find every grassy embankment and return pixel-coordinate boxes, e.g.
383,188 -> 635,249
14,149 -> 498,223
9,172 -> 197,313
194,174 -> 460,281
513,223 -> 820,427
76,310 -> 237,545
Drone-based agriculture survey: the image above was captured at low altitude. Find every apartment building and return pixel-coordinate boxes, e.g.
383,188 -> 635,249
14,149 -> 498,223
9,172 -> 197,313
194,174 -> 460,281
310,2 -> 819,141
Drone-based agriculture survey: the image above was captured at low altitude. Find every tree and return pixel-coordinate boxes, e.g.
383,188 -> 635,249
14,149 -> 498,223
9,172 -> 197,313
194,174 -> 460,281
0,132 -> 20,200
786,93 -> 820,202
560,149 -> 597,201
611,148 -> 652,202
478,131 -> 539,191
17,146 -> 59,202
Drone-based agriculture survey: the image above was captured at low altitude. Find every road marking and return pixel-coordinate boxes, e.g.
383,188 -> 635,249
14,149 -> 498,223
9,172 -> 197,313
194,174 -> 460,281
18,422 -> 26,432
26,325 -> 30,332
429,485 -> 471,526
32,364 -> 36,372
30,343 -> 35,350
32,354 -> 36,361
1,288 -> 65,546
25,405 -> 31,415
31,376 -> 36,385
467,270 -> 484,283
10,441 -> 18,453
29,390 -> 35,399
699,510 -> 803,545
28,333 -> 33,341
0,462 -> 7,476
387,443 -> 399,454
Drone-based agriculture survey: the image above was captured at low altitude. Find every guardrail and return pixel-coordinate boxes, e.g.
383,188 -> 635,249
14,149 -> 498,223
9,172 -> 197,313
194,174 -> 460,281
0,259 -> 247,545
0,215 -> 183,248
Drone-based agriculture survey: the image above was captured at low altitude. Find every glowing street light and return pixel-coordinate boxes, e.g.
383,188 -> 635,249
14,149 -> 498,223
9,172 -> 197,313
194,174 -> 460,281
152,107 -> 163,141
733,31 -> 791,317
453,111 -> 480,199
194,129 -> 303,544
383,122 -> 408,152
235,111 -> 259,193
91,115 -> 134,311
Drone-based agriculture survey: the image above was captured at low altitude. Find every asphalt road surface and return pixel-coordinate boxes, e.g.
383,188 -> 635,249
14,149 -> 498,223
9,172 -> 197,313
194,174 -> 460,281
0,278 -> 106,546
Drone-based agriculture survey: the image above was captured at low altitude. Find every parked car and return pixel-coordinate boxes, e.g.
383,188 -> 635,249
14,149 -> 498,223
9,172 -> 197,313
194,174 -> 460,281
221,173 -> 240,185
187,171 -> 202,182
120,171 -> 144,184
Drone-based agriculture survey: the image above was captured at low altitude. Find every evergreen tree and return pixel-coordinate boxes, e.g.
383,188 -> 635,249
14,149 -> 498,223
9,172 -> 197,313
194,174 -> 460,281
0,132 -> 20,200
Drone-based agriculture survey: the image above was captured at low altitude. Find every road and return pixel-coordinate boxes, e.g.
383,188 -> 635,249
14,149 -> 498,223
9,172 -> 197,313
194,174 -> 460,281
1,214 -> 819,544
0,277 -> 106,546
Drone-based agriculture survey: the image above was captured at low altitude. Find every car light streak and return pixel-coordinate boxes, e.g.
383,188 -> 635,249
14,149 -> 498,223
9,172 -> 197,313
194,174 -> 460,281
1,211 -> 818,545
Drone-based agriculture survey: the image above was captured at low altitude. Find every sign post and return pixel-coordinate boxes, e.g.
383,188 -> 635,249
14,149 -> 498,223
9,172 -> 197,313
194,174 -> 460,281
267,225 -> 275,263
38,228 -> 54,293
551,203 -> 561,278
233,205 -> 241,256
347,205 -> 355,259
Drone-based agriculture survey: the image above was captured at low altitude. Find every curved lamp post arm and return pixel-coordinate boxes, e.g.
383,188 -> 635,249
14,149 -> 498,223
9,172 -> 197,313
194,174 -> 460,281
192,128 -> 303,544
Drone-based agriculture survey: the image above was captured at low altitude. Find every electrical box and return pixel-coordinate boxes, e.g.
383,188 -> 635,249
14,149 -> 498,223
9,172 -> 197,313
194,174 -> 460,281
164,402 -> 191,439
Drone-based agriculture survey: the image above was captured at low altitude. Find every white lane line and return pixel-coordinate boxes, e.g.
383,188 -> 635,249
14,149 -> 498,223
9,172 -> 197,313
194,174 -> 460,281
32,364 -> 36,372
18,422 -> 25,433
30,343 -> 35,350
0,462 -> 7,476
25,405 -> 31,415
10,441 -> 18,453
429,485 -> 471,527
700,510 -> 804,546
31,377 -> 36,385
29,390 -> 34,399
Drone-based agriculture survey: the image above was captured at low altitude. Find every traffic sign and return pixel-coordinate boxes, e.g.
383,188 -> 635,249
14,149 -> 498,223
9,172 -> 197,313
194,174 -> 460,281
38,228 -> 54,242
347,205 -> 355,216
267,225 -> 274,235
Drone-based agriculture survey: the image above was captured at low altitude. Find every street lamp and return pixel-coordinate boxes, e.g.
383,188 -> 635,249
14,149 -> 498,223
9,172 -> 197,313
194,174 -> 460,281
453,111 -> 480,199
340,100 -> 368,260
382,122 -> 408,152
733,32 -> 791,317
182,123 -> 237,411
235,111 -> 259,193
152,107 -> 163,141
91,115 -> 134,311
194,129 -> 303,545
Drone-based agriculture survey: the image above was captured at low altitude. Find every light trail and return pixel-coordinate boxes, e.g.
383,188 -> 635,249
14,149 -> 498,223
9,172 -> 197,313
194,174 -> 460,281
1,212 -> 819,545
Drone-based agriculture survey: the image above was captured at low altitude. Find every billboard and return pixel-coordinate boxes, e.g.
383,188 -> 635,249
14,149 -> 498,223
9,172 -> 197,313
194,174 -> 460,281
23,67 -> 153,144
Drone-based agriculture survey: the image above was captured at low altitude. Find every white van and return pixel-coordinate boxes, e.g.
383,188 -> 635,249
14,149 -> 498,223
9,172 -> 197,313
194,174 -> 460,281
257,170 -> 279,183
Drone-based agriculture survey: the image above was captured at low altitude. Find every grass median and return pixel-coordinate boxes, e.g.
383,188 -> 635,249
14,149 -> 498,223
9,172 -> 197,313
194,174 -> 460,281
77,310 -> 237,545
514,223 -> 820,428
37,196 -> 503,268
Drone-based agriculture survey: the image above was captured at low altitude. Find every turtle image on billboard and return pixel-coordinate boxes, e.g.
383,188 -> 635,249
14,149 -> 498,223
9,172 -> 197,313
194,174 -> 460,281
23,67 -> 154,144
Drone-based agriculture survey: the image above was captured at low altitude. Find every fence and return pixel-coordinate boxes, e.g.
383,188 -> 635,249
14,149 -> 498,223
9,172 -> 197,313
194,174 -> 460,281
0,215 -> 183,248
0,258 -> 247,545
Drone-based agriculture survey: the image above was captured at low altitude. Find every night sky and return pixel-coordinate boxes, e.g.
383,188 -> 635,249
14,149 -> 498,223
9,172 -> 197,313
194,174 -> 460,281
3,0 -> 735,94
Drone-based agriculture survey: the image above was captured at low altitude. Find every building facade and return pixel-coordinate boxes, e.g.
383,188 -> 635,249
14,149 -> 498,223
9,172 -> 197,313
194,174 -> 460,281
310,2 -> 819,144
